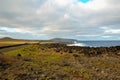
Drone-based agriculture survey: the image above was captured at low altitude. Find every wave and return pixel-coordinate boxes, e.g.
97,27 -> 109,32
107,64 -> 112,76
67,41 -> 87,47
67,41 -> 120,47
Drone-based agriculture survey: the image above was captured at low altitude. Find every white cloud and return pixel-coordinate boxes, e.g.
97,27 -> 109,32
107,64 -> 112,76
77,0 -> 107,10
63,14 -> 70,19
54,0 -> 73,7
102,36 -> 112,38
0,0 -> 120,40
76,34 -> 100,37
105,29 -> 120,34
101,26 -> 120,34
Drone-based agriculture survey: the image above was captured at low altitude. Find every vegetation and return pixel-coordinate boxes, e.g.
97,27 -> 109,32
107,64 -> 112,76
0,37 -> 39,47
0,43 -> 120,80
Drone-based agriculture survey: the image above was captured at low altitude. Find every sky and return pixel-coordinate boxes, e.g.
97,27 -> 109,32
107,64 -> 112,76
0,0 -> 120,40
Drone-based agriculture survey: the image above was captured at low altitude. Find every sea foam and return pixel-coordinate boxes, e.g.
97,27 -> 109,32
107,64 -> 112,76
67,41 -> 87,47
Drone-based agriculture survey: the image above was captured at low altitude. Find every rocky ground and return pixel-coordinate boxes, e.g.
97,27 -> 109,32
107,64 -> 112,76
0,43 -> 120,80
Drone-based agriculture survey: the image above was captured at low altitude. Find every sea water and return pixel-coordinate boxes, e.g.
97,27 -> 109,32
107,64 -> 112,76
67,41 -> 120,47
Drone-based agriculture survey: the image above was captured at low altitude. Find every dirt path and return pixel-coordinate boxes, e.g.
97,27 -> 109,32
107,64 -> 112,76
0,44 -> 31,53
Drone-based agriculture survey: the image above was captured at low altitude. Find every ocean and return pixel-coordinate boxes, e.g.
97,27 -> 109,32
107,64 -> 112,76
67,41 -> 120,47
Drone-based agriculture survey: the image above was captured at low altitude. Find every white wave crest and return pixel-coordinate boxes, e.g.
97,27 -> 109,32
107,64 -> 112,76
67,41 -> 87,46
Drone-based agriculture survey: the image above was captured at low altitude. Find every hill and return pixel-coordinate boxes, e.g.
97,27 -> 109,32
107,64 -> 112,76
50,38 -> 78,43
0,37 -> 14,40
0,37 -> 39,42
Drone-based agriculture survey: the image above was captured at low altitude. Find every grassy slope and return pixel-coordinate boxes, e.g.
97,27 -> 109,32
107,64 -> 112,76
0,37 -> 39,47
0,44 -> 120,80
0,38 -> 56,47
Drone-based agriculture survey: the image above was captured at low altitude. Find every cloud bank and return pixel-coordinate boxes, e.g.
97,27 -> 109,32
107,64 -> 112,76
0,0 -> 120,40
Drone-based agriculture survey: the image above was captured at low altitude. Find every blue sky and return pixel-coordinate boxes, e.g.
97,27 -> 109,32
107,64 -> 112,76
79,0 -> 90,3
0,0 -> 120,40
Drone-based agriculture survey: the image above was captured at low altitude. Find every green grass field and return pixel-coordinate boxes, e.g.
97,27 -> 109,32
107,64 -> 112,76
0,44 -> 120,80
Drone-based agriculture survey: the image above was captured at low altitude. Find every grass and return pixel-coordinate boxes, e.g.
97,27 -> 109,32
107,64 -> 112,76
0,43 -> 120,80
